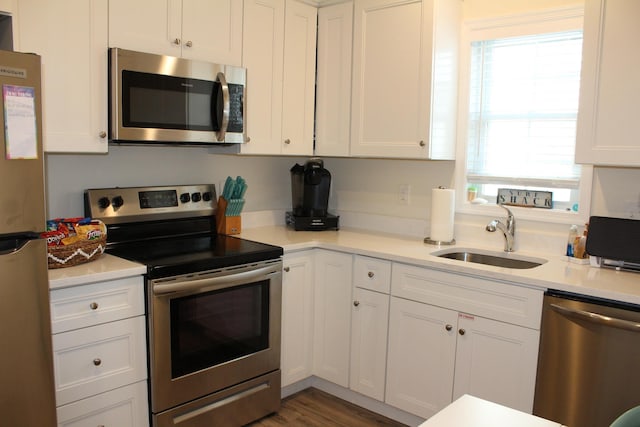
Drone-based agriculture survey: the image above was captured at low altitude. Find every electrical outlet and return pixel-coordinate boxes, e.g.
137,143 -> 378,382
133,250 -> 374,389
398,184 -> 411,205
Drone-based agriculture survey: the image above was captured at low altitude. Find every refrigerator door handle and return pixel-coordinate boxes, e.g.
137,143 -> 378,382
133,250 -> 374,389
550,302 -> 640,333
0,236 -> 38,256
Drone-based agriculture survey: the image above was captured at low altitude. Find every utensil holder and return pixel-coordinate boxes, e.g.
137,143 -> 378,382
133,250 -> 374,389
216,196 -> 241,235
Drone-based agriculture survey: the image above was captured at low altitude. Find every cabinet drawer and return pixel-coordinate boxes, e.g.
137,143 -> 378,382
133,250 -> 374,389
50,276 -> 144,333
56,380 -> 149,427
391,263 -> 543,329
353,255 -> 391,293
52,316 -> 147,406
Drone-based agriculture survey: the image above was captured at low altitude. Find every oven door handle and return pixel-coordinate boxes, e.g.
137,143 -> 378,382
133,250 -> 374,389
152,264 -> 281,295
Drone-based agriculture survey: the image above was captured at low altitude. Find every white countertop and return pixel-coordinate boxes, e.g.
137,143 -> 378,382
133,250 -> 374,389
48,254 -> 146,290
47,226 -> 640,304
239,226 -> 640,305
418,395 -> 563,427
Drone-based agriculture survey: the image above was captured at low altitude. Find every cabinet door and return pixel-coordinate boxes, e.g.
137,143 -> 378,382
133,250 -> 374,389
281,251 -> 314,387
108,0 -> 180,57
18,0 -> 108,153
575,0 -> 640,166
180,0 -> 243,65
351,0 -> 429,158
241,0 -> 285,155
313,250 -> 353,387
315,2 -> 353,157
50,276 -> 144,334
452,314 -> 540,413
56,380 -> 149,427
280,0 -> 316,156
52,316 -> 147,406
385,296 -> 457,419
351,0 -> 458,159
350,287 -> 389,401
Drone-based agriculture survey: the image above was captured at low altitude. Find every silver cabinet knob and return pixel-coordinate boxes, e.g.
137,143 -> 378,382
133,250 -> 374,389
98,131 -> 107,139
458,329 -> 466,336
173,38 -> 181,45
89,302 -> 98,310
445,324 -> 453,331
419,140 -> 426,147
284,139 -> 291,145
245,136 -> 251,143
283,266 -> 290,272
367,271 -> 374,278
93,358 -> 102,366
353,301 -> 360,307
185,40 -> 193,48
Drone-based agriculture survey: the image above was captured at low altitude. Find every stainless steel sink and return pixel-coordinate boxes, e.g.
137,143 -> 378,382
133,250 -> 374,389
432,248 -> 546,269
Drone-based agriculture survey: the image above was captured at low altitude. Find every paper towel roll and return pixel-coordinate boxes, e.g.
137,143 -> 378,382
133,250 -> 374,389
430,188 -> 455,243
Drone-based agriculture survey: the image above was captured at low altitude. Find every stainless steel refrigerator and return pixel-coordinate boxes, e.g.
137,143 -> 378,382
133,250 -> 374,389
0,50 -> 57,426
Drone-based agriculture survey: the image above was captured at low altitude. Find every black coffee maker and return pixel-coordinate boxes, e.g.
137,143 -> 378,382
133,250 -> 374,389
286,158 -> 339,231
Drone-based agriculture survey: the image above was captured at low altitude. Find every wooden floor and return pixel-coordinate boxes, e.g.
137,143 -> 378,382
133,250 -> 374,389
248,388 -> 408,427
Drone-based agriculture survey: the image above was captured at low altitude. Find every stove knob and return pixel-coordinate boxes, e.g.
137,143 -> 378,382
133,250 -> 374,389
111,196 -> 124,208
180,193 -> 191,203
98,197 -> 111,209
191,192 -> 202,203
202,191 -> 212,202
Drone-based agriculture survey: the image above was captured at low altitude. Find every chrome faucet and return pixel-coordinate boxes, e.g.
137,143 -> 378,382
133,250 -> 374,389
486,205 -> 516,252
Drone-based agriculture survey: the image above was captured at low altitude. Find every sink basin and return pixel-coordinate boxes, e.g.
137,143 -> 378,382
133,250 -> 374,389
432,248 -> 546,269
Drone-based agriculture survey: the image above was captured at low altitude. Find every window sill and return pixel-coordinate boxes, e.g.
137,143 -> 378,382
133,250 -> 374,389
456,201 -> 590,225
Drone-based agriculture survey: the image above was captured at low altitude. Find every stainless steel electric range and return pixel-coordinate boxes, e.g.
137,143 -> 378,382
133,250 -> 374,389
85,184 -> 283,427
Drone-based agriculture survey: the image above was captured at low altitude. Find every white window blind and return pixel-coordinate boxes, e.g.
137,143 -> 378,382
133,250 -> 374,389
466,30 -> 583,191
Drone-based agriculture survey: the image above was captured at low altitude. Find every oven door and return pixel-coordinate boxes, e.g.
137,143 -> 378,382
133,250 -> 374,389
148,259 -> 282,414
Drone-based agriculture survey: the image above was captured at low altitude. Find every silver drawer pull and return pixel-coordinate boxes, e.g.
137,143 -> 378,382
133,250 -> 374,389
458,329 -> 466,336
93,358 -> 102,366
445,324 -> 453,331
89,302 -> 98,310
353,301 -> 360,307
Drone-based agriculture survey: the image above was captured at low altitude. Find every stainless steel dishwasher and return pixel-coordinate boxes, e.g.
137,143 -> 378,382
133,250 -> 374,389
533,290 -> 640,427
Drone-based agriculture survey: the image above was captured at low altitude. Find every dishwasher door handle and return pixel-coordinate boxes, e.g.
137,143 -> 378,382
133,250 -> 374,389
550,303 -> 640,332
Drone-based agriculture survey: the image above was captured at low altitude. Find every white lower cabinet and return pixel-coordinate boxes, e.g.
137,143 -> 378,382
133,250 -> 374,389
56,381 -> 148,427
281,251 -> 315,387
386,263 -> 542,418
49,276 -> 148,426
386,296 -> 457,418
452,314 -> 540,412
313,250 -> 353,387
349,287 -> 389,401
279,249 -> 542,422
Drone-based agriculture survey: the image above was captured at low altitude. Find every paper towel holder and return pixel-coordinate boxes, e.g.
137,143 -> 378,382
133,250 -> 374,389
424,186 -> 456,246
424,237 -> 456,246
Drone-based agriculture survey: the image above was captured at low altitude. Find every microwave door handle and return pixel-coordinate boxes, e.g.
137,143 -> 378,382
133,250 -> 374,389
216,72 -> 230,142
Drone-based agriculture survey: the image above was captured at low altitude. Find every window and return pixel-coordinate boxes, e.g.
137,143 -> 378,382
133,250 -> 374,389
456,7 -> 592,223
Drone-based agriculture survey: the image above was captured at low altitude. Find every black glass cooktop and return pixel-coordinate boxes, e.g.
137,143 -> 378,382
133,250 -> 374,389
106,233 -> 283,279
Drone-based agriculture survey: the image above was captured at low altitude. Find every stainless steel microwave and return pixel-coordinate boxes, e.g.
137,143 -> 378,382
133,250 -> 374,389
109,48 -> 246,145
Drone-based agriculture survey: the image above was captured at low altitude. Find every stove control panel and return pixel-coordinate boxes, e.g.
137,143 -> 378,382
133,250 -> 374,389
85,184 -> 217,224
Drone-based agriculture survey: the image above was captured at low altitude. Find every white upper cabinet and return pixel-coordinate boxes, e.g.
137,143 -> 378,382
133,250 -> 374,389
350,0 -> 460,159
109,0 -> 243,65
241,0 -> 316,155
17,0 -> 109,153
315,1 -> 353,157
575,0 -> 640,166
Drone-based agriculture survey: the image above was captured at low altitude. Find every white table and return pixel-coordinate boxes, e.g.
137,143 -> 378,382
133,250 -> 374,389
419,395 -> 564,427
